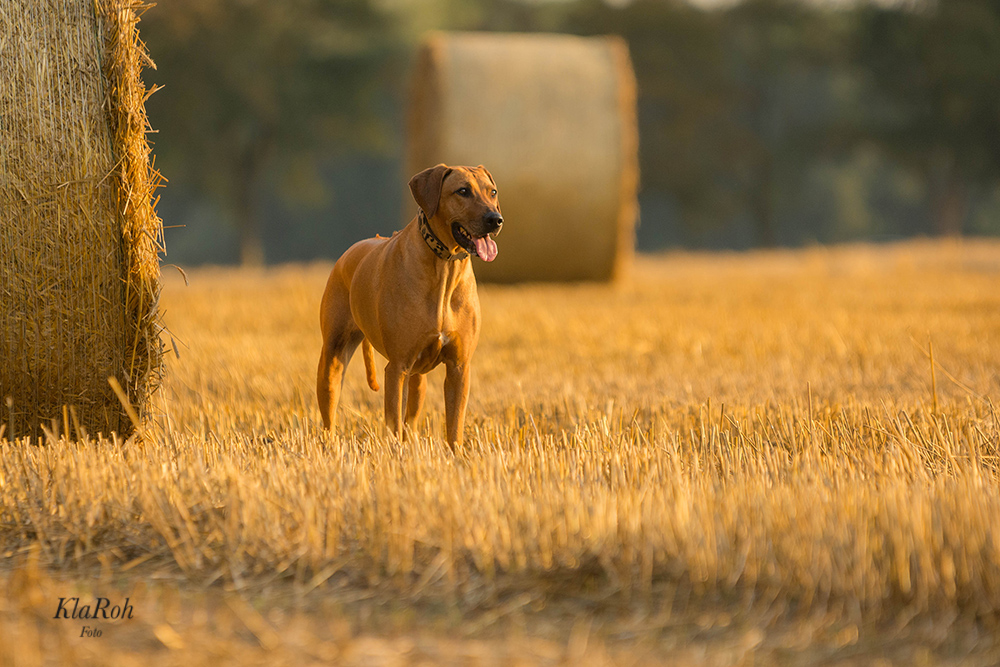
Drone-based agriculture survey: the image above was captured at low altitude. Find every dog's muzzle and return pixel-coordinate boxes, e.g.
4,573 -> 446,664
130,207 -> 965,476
452,214 -> 501,263
484,211 -> 503,234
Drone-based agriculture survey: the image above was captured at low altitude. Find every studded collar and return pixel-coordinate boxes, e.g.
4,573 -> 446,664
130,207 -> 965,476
418,210 -> 468,261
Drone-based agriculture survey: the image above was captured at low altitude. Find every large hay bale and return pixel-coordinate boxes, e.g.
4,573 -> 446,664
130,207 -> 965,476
0,1 -> 163,440
406,32 -> 639,282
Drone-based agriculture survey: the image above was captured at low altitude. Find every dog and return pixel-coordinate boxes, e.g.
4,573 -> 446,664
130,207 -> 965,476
317,164 -> 502,447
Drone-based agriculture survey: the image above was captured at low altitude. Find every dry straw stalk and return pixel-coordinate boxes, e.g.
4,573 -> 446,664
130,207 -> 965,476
0,0 -> 164,439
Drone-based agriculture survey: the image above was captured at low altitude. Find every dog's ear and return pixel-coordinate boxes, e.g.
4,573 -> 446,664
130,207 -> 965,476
409,164 -> 451,219
477,165 -> 496,188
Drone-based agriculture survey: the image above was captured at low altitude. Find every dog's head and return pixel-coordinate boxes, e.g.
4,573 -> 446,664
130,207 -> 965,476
409,164 -> 503,262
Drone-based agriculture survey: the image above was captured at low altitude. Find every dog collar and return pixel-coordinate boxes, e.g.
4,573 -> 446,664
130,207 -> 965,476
419,211 -> 468,261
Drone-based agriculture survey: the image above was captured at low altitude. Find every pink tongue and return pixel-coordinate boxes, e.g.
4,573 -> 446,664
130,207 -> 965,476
473,235 -> 498,262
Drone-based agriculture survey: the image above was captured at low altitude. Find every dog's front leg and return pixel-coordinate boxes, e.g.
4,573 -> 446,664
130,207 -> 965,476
383,360 -> 406,440
444,363 -> 470,449
404,373 -> 427,435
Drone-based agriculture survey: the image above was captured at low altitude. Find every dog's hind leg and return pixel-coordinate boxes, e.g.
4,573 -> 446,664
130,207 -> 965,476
317,327 -> 362,430
362,338 -> 380,391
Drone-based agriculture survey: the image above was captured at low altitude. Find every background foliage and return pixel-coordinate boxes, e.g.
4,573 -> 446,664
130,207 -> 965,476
141,0 -> 1000,265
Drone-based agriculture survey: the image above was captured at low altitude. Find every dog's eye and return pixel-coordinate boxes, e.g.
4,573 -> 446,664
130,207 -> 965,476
456,187 -> 471,197
491,189 -> 497,197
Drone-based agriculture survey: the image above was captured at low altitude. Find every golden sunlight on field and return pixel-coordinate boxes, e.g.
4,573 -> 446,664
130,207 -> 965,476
2,240 -> 999,665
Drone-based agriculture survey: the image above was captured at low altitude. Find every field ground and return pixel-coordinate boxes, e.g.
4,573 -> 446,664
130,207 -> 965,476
2,240 -> 1000,665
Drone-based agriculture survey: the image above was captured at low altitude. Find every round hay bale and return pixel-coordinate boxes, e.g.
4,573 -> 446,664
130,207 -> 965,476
0,0 -> 163,440
406,32 -> 639,283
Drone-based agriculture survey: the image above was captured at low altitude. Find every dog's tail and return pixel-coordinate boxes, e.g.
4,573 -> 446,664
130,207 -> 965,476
362,338 -> 379,391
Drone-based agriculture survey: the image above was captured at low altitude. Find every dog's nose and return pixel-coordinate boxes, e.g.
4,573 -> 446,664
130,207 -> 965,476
485,211 -> 503,232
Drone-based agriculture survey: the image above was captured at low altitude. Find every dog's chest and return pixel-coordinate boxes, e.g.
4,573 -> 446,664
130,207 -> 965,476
408,296 -> 478,373
409,331 -> 450,374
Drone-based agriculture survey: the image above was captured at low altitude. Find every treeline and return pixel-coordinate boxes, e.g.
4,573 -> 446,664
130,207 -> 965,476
141,0 -> 1000,265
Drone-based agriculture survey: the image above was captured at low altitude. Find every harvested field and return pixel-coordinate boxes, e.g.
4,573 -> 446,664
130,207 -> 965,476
2,240 -> 999,664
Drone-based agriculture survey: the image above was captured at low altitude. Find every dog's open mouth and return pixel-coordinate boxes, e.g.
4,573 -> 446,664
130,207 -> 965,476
452,223 -> 498,262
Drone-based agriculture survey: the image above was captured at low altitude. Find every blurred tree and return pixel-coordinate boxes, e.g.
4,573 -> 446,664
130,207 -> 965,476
855,0 -> 1000,235
143,0 -> 396,265
387,0 -> 575,37
567,0 -> 744,237
140,0 -> 1000,263
567,0 -> 851,246
723,0 -> 854,246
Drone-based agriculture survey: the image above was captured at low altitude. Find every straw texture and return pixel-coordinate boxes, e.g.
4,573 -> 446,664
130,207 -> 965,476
0,0 -> 163,440
407,32 -> 639,282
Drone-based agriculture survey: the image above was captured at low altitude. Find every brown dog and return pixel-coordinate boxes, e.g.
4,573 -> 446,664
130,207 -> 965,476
317,164 -> 502,446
